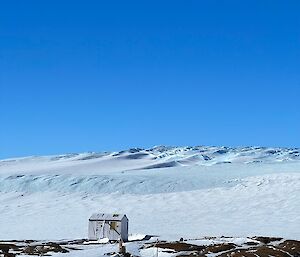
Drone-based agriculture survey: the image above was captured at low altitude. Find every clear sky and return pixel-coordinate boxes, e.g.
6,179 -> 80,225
0,1 -> 299,158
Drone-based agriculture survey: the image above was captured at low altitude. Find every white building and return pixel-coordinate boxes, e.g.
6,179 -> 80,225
88,213 -> 128,242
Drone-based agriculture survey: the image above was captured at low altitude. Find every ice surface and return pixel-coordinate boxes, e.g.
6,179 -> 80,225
0,146 -> 299,243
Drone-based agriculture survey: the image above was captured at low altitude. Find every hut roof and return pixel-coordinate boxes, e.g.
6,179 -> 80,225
89,213 -> 127,221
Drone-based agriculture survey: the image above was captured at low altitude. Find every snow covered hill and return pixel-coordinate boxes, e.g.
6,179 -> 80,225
1,146 -> 300,176
0,146 -> 299,242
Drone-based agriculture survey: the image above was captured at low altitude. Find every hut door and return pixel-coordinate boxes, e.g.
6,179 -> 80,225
96,221 -> 105,239
102,222 -> 111,239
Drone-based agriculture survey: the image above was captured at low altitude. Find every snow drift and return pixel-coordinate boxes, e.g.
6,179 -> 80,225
0,146 -> 299,241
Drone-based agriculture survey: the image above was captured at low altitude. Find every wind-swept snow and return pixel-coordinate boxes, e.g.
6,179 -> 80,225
0,146 -> 299,241
1,146 -> 299,175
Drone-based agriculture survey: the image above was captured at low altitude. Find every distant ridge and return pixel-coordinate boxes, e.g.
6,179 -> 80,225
2,145 -> 300,163
1,146 -> 299,175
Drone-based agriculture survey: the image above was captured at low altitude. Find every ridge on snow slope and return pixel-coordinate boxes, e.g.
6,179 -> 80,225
1,145 -> 300,175
0,162 -> 300,194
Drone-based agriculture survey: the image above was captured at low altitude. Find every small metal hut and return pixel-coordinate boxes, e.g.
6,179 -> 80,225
88,213 -> 128,242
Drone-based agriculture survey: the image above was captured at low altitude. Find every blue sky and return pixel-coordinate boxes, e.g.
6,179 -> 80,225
0,1 -> 299,158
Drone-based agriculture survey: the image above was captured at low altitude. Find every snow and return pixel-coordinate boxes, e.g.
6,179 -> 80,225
1,146 -> 299,176
0,146 -> 299,246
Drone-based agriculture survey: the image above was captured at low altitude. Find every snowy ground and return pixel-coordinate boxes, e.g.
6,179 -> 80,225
1,236 -> 299,257
0,146 -> 300,256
